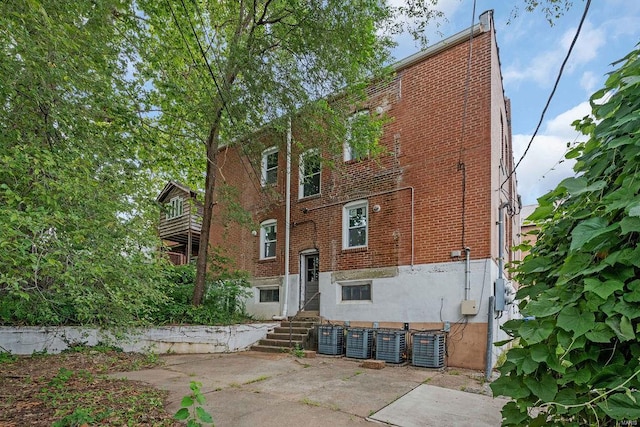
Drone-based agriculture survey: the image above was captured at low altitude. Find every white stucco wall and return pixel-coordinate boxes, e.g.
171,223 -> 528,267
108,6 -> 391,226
319,259 -> 496,324
0,323 -> 277,355
245,275 -> 301,320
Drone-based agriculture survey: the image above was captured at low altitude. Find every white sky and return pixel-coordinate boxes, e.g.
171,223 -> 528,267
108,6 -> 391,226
391,0 -> 640,205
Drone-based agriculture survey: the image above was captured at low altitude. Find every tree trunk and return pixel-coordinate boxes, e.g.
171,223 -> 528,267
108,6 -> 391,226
192,126 -> 219,306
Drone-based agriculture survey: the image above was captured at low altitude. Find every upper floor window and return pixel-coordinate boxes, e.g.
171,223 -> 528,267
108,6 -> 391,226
344,110 -> 370,162
261,147 -> 278,186
299,149 -> 320,198
260,219 -> 277,259
167,196 -> 184,219
343,200 -> 368,249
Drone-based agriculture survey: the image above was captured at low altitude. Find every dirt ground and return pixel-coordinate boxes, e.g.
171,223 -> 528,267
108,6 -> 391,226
0,350 -> 179,427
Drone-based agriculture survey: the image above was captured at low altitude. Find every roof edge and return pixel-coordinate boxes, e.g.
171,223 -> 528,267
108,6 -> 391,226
392,10 -> 493,72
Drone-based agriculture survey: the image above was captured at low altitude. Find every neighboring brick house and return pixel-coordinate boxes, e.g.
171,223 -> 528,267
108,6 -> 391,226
208,10 -> 520,369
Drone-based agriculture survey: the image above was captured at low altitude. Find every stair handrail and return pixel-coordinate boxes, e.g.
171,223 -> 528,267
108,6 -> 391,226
289,292 -> 320,348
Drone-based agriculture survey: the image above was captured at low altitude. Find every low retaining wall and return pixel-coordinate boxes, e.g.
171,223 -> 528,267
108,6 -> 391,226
0,323 -> 278,355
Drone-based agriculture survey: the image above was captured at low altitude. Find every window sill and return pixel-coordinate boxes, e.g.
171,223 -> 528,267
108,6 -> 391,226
342,246 -> 368,254
298,193 -> 321,202
339,300 -> 372,304
258,257 -> 276,263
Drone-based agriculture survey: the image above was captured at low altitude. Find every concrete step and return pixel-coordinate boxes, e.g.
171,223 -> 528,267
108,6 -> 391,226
250,344 -> 291,354
295,310 -> 319,318
259,339 -> 303,348
267,333 -> 307,341
273,327 -> 311,335
281,321 -> 317,329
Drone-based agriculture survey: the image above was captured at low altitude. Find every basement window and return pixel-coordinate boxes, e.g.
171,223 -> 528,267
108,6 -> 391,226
341,282 -> 371,301
259,288 -> 280,303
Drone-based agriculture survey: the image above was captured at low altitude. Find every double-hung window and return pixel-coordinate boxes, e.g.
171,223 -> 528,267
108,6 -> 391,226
167,196 -> 184,219
344,110 -> 370,162
299,149 -> 320,198
343,200 -> 368,249
260,220 -> 277,259
261,147 -> 278,186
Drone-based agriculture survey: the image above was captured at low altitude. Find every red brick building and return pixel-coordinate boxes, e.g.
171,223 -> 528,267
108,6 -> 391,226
208,10 -> 520,369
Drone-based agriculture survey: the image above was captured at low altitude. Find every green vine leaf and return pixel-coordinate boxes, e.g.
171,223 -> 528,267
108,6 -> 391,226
597,392 -> 640,420
584,323 -> 615,343
524,373 -> 558,402
584,278 -> 624,299
569,217 -> 615,252
519,320 -> 554,345
556,306 -> 595,337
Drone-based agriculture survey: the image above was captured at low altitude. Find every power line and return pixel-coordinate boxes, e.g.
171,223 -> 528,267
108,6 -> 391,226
179,0 -> 236,127
502,0 -> 592,188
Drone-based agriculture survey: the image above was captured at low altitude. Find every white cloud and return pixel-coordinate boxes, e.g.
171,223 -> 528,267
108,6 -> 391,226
544,101 -> 591,137
560,21 -> 606,72
503,20 -> 605,88
580,71 -> 599,93
514,102 -> 591,204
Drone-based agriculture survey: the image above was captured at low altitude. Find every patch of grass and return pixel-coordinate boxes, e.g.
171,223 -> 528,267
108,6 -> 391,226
0,351 -> 17,364
229,382 -> 241,388
449,370 -> 460,376
291,344 -> 305,358
244,375 -> 270,384
342,371 -> 363,381
422,377 -> 433,384
62,342 -> 123,354
300,397 -> 322,407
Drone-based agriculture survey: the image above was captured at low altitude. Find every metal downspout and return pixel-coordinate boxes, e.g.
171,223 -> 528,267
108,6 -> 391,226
281,118 -> 292,319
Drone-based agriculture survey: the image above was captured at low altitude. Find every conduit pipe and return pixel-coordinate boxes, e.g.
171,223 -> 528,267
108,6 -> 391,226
464,246 -> 471,300
497,202 -> 510,283
485,295 -> 495,381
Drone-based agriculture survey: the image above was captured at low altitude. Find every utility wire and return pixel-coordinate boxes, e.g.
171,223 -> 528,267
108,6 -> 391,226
165,0 -> 216,105
179,0 -> 236,127
502,0 -> 592,188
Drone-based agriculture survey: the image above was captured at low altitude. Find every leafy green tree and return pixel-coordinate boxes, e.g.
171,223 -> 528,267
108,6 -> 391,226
491,47 -> 640,425
0,1 -> 169,325
136,0 -> 443,305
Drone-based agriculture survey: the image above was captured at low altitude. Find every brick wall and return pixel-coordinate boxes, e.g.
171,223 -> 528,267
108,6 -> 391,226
209,28 -> 515,281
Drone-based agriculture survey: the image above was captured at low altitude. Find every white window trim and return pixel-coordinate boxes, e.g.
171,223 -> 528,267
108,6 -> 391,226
261,146 -> 279,186
338,280 -> 373,303
260,219 -> 277,260
344,110 -> 370,162
342,200 -> 368,249
298,149 -> 321,199
167,196 -> 184,220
